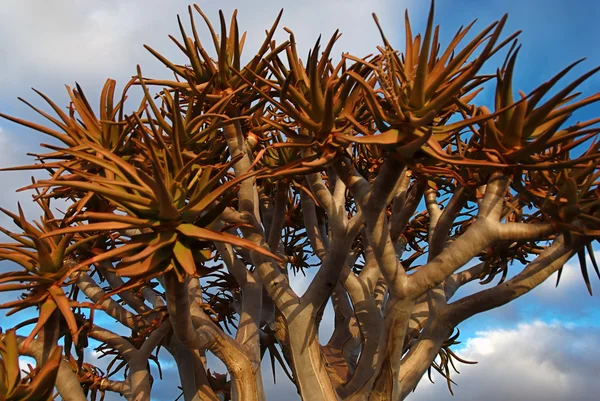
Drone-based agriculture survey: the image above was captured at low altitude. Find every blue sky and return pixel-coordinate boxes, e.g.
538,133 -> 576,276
1,1 -> 599,400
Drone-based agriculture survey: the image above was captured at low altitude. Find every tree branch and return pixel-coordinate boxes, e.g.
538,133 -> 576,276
305,170 -> 336,219
477,173 -> 510,220
164,272 -> 261,401
89,325 -> 136,362
443,262 -> 487,301
164,273 -> 215,350
303,215 -> 358,313
390,180 -> 426,245
498,222 -> 555,241
300,189 -> 328,261
398,315 -> 453,400
429,187 -> 470,259
446,235 -> 583,325
97,262 -> 152,315
73,272 -> 145,330
404,220 -> 498,299
267,180 -> 289,251
338,264 -> 384,399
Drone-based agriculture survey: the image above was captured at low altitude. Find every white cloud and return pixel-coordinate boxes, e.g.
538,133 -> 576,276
0,125 -> 22,164
409,321 -> 600,401
0,0 -> 409,98
0,125 -> 44,231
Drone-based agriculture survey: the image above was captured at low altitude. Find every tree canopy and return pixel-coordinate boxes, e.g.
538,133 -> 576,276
1,2 -> 599,401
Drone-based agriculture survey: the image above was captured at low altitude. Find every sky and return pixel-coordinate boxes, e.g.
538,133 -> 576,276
1,0 -> 599,400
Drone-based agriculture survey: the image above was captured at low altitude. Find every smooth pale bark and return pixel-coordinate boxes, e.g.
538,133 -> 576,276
373,298 -> 415,401
303,231 -> 356,312
128,360 -> 152,401
128,321 -> 171,401
97,262 -> 152,314
390,180 -> 426,244
398,316 -> 453,400
287,309 -> 340,401
89,325 -> 136,362
444,262 -> 486,301
164,273 -> 262,401
404,219 -> 497,299
322,284 -> 361,388
339,266 -> 384,400
170,340 -> 208,401
73,272 -> 146,329
300,189 -> 329,261
428,187 -> 469,259
188,349 -> 221,401
446,235 -> 580,325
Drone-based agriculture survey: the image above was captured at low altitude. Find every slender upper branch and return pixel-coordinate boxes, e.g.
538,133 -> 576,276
97,262 -> 152,315
267,180 -> 289,251
164,273 -> 215,350
477,173 -> 510,219
89,325 -> 136,362
444,262 -> 487,301
429,187 -> 470,259
73,272 -> 146,330
446,235 -> 583,325
300,189 -> 328,261
306,170 -> 336,219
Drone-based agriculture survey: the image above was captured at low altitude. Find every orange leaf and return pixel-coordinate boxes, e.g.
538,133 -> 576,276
176,223 -> 282,262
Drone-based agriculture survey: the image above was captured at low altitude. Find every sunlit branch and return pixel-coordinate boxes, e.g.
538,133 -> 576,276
446,235 -> 583,325
73,272 -> 146,330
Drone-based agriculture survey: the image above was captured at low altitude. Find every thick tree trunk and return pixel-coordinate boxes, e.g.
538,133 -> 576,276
287,311 -> 340,401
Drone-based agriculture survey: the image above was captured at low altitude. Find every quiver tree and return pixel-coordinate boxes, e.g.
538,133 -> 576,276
1,2 -> 600,400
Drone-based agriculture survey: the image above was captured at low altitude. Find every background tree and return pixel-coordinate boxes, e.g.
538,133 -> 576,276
1,2 -> 599,400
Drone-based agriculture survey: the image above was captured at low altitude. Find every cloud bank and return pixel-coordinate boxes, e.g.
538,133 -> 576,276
409,321 -> 600,401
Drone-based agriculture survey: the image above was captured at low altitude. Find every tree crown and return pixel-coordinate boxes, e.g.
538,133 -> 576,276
1,2 -> 599,401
